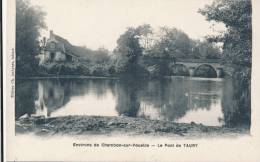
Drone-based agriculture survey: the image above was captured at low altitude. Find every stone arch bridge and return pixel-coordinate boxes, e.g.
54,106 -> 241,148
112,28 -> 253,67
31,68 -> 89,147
174,59 -> 224,78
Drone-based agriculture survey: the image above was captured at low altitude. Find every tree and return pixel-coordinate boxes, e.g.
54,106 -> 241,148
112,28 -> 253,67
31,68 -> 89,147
92,47 -> 110,64
148,27 -> 193,59
199,0 -> 251,65
199,0 -> 252,128
114,24 -> 222,77
115,25 -> 152,75
143,27 -> 193,76
16,0 -> 46,76
191,40 -> 221,59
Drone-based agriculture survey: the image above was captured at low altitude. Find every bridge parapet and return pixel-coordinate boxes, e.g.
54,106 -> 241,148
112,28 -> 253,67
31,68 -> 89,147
174,59 -> 224,78
176,59 -> 222,63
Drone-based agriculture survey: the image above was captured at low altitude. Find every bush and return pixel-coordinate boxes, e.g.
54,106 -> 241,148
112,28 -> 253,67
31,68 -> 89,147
108,66 -> 116,75
171,64 -> 189,76
40,62 -> 118,77
91,66 -> 106,76
146,65 -> 161,77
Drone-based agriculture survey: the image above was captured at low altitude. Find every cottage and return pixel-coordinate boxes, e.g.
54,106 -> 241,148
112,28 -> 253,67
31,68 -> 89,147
37,30 -> 80,64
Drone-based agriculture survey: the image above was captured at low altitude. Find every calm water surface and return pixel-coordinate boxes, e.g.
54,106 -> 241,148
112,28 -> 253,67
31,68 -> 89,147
15,77 -> 248,127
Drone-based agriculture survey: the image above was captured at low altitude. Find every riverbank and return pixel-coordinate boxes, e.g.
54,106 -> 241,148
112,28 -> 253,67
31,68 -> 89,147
15,115 -> 249,138
17,75 -> 119,80
17,75 -> 225,81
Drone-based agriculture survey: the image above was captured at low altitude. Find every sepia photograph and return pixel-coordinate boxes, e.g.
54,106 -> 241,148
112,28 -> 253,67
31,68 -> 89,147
15,0 -> 251,138
3,0 -> 260,161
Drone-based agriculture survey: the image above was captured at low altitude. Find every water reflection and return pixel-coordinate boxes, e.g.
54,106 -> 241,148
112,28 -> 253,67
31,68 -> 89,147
221,79 -> 251,128
15,77 -> 250,127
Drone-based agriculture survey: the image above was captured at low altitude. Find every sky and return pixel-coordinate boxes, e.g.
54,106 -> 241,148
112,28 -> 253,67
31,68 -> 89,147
30,0 -> 225,51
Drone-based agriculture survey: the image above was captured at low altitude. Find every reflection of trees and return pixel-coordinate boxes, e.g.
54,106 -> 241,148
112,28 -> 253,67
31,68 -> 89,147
15,80 -> 38,119
190,80 -> 220,94
67,79 -> 117,99
189,80 -> 220,110
16,77 -> 228,123
15,79 -> 117,118
221,79 -> 251,128
87,79 -> 115,99
41,79 -> 69,116
137,78 -> 219,121
190,94 -> 218,111
115,77 -> 143,117
138,78 -> 190,121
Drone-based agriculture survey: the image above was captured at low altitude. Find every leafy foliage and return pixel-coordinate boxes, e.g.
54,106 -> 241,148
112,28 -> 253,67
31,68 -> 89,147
199,0 -> 252,127
142,27 -> 221,76
199,0 -> 252,65
40,62 -> 115,77
192,40 -> 221,59
15,0 -> 222,78
114,25 -> 151,75
16,0 -> 47,76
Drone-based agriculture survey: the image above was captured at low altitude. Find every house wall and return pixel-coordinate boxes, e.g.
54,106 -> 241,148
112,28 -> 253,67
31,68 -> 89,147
38,31 -> 82,65
44,51 -> 51,61
41,51 -> 66,63
72,57 -> 79,62
37,53 -> 46,65
54,51 -> 66,62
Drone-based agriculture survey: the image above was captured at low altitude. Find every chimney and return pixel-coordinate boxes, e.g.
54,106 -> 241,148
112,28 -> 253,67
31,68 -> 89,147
50,30 -> 54,39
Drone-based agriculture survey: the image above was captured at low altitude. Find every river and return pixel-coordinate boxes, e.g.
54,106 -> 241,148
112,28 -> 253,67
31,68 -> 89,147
15,77 -> 250,128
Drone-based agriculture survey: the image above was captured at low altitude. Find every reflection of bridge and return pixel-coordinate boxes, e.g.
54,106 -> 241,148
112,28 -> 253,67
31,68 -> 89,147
174,59 -> 223,78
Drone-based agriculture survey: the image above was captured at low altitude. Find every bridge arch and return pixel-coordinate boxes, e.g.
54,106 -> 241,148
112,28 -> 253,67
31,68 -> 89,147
194,64 -> 217,78
171,64 -> 189,76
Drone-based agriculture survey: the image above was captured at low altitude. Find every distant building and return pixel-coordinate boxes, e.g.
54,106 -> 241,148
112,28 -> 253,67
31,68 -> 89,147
37,30 -> 82,64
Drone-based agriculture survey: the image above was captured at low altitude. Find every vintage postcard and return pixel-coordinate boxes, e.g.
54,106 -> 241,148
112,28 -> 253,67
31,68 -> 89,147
2,0 -> 260,161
